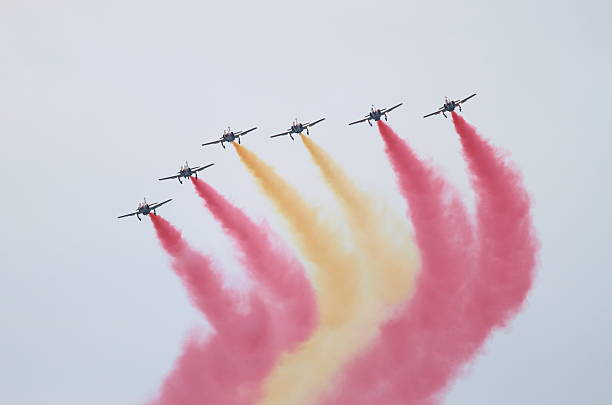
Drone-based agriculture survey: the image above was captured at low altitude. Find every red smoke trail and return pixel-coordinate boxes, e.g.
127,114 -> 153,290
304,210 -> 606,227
318,122 -> 476,405
191,177 -> 317,347
150,214 -> 250,335
451,111 -> 537,327
148,215 -> 284,405
322,120 -> 537,404
145,325 -> 279,405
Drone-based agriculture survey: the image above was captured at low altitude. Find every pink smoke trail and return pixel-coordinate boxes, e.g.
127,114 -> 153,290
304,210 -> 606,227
191,177 -> 317,347
452,112 -> 537,327
318,122 -> 476,405
324,120 -> 536,404
148,215 -> 283,405
150,214 -> 251,336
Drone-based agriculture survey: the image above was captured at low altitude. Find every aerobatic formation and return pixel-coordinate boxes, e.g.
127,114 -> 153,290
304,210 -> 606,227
118,93 -> 538,405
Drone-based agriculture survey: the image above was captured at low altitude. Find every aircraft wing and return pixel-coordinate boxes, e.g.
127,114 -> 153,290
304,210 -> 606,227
270,131 -> 291,138
382,103 -> 403,114
117,211 -> 138,219
458,93 -> 477,104
150,199 -> 173,210
305,118 -> 325,127
202,139 -> 222,146
348,117 -> 369,125
193,163 -> 214,172
237,127 -> 258,136
423,109 -> 444,118
159,174 -> 180,181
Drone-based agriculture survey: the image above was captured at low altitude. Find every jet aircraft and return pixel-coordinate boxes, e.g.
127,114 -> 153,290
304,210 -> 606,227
158,162 -> 214,184
202,126 -> 257,149
270,118 -> 326,140
348,103 -> 403,126
423,93 -> 477,118
117,198 -> 172,221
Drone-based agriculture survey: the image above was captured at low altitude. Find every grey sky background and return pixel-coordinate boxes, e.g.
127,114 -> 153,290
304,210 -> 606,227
1,1 -> 611,404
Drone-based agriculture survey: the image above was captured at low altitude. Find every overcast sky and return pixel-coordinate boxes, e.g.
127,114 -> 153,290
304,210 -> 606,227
1,1 -> 611,404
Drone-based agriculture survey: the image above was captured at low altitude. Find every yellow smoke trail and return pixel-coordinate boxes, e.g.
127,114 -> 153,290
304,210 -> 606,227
234,144 -> 379,405
301,134 -> 418,306
233,143 -> 360,328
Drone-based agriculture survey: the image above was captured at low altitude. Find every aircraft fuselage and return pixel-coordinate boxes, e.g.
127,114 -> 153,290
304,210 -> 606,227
179,168 -> 193,178
369,110 -> 384,121
223,133 -> 237,142
291,124 -> 305,134
444,101 -> 457,112
138,205 -> 152,216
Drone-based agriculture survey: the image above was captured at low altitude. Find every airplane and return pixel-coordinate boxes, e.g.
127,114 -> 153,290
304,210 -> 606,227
202,126 -> 257,149
423,93 -> 477,118
348,103 -> 403,126
117,198 -> 173,221
159,161 -> 214,184
270,118 -> 326,140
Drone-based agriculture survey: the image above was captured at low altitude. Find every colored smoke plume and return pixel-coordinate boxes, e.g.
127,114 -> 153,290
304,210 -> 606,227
318,122 -> 476,404
149,214 -> 247,334
148,215 -> 283,405
451,112 -> 537,326
320,119 -> 536,404
191,177 -> 317,349
233,143 -> 359,328
144,114 -> 538,405
301,134 -> 417,307
233,143 -> 379,405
